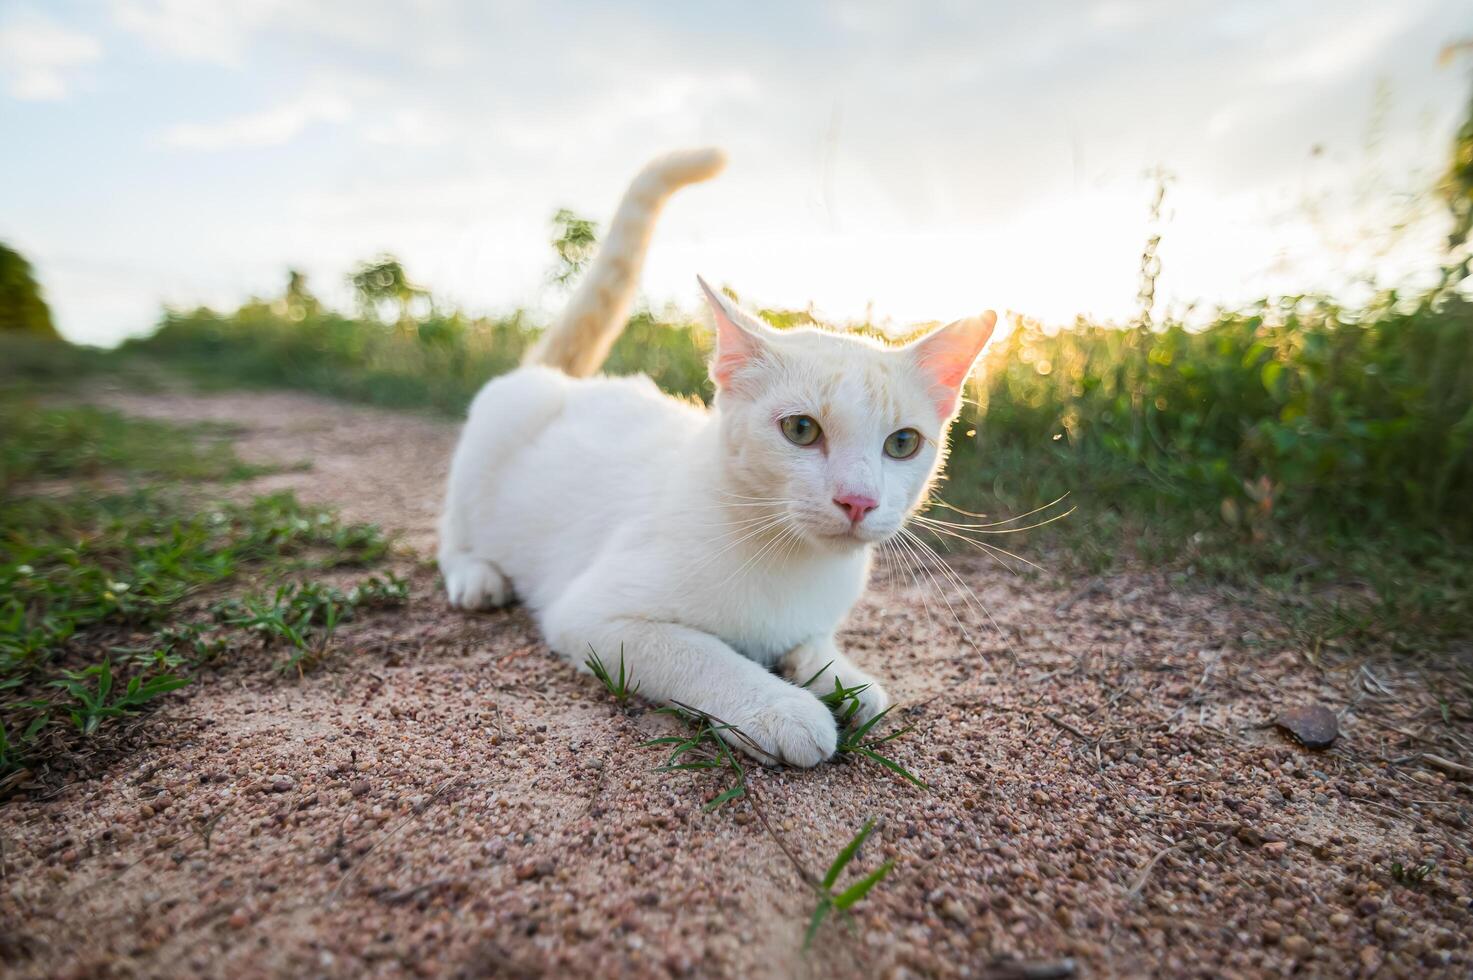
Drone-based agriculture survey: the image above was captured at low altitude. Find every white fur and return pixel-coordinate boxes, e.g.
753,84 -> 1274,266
439,150 -> 995,766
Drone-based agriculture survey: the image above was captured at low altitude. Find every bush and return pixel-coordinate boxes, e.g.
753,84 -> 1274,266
951,291 -> 1473,540
0,243 -> 58,339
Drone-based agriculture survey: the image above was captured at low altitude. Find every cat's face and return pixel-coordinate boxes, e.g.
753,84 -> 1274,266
702,278 -> 995,550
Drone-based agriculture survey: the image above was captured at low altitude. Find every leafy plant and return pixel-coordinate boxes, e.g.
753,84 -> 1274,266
549,208 -> 599,288
51,660 -> 189,735
1389,860 -> 1435,886
805,820 -> 895,949
644,705 -> 749,811
0,241 -> 58,339
634,702 -> 899,951
216,574 -> 409,675
802,664 -> 927,787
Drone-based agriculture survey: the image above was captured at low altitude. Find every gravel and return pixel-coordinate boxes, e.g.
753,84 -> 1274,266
1,387 -> 1469,978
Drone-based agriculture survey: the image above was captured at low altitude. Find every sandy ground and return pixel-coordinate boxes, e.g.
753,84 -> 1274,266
3,385 -> 1471,979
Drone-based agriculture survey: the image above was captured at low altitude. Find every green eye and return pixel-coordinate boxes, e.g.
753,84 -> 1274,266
780,415 -> 822,446
884,428 -> 922,459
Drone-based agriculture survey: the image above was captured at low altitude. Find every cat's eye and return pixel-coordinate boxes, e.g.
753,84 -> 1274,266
884,428 -> 922,459
780,415 -> 822,447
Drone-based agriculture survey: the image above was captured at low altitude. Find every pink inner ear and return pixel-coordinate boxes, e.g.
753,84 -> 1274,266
912,312 -> 998,417
699,277 -> 763,389
711,312 -> 758,388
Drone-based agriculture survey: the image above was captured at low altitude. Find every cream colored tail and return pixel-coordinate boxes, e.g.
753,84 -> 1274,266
524,148 -> 726,378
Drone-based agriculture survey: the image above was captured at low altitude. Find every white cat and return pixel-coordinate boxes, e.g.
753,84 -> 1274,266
439,148 -> 995,766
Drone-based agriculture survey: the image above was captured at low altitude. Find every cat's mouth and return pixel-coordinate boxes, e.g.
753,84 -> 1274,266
811,520 -> 890,546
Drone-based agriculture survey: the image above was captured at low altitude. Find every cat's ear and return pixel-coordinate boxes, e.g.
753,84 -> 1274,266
698,275 -> 771,391
906,311 -> 998,418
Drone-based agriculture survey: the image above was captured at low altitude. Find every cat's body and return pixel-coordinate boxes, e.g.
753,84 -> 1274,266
439,149 -> 995,766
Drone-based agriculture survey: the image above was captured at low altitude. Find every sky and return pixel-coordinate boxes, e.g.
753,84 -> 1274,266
1,0 -> 1471,346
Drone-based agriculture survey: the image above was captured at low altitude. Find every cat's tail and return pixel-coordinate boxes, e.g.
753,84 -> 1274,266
524,148 -> 726,378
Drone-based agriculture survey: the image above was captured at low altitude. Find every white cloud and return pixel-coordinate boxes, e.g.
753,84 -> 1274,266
109,0 -> 452,67
361,107 -> 455,148
164,91 -> 353,150
1262,6 -> 1413,85
0,15 -> 102,101
109,0 -> 283,66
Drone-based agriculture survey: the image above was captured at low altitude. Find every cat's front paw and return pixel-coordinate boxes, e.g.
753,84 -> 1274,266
737,690 -> 837,768
441,555 -> 511,610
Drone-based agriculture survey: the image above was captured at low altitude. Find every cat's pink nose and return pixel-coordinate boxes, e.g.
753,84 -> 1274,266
833,493 -> 878,524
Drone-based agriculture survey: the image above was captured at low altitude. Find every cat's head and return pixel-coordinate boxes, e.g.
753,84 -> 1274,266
700,277 -> 995,550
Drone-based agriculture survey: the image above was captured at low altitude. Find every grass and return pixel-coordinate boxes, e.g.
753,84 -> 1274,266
584,645 -> 640,705
805,820 -> 895,949
0,401 -> 271,489
0,347 -> 402,785
214,573 -> 408,676
1389,859 -> 1436,886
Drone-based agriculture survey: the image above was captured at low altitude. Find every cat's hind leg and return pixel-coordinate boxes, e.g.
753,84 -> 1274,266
437,367 -> 566,610
441,553 -> 512,610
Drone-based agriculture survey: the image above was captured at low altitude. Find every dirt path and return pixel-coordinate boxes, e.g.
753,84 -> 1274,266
4,387 -> 1470,978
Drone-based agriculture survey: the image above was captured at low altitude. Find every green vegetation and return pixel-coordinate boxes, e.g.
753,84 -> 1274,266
803,664 -> 925,787
1389,859 -> 1436,886
0,345 -> 399,784
806,820 -> 895,949
0,242 -> 58,339
947,290 -> 1473,651
584,645 -> 640,705
1,401 -> 269,488
214,573 -> 408,677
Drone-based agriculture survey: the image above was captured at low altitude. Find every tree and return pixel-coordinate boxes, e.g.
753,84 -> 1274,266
1440,41 -> 1473,284
549,208 -> 598,288
348,254 -> 430,326
279,269 -> 321,321
0,242 -> 59,339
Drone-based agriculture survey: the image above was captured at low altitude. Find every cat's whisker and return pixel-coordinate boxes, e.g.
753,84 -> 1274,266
916,522 -> 1024,575
926,492 -> 1073,528
715,491 -> 793,504
912,507 -> 1077,537
690,512 -> 789,529
894,528 -> 980,654
909,519 -> 1044,573
715,517 -> 801,590
889,528 -> 959,650
688,514 -> 791,571
899,527 -> 1016,665
775,521 -> 807,568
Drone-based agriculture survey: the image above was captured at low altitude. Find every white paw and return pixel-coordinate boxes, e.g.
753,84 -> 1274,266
735,690 -> 838,768
441,555 -> 511,610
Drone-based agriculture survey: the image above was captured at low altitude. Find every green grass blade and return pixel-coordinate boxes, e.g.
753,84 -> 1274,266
822,820 -> 876,889
833,858 -> 895,911
804,898 -> 832,950
854,748 -> 927,788
798,660 -> 835,689
703,784 -> 745,812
